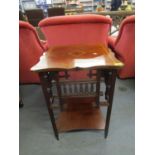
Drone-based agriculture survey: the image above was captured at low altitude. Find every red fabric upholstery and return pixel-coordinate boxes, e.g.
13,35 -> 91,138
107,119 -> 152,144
108,36 -> 116,50
108,15 -> 135,78
39,15 -> 112,80
39,15 -> 112,47
19,21 -> 44,83
39,14 -> 112,26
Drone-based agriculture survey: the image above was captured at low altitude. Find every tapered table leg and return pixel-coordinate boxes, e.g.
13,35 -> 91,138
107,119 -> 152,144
102,69 -> 117,138
39,72 -> 59,140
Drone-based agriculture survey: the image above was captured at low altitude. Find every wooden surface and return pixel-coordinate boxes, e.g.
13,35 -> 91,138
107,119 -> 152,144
56,99 -> 105,132
31,44 -> 123,72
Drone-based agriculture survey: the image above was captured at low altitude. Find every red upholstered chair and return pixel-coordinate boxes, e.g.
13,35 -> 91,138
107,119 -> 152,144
19,21 -> 45,84
108,15 -> 135,78
38,14 -> 112,80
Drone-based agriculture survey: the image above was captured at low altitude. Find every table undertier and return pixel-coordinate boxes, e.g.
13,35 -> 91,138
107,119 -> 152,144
56,99 -> 105,132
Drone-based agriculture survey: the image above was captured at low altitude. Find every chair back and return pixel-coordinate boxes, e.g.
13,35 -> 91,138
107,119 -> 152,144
19,21 -> 44,83
115,15 -> 135,78
39,14 -> 112,47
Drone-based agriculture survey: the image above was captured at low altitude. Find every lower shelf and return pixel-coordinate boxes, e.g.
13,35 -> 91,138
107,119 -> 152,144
56,100 -> 105,132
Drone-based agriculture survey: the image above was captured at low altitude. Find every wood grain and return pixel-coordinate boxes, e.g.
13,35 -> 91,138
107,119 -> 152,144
31,44 -> 124,72
56,99 -> 105,132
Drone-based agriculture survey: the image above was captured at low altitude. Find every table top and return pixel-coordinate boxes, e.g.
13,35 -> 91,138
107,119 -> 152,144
31,44 -> 124,72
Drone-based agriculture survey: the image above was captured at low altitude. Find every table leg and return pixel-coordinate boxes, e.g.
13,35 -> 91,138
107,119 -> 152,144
96,69 -> 101,107
55,72 -> 63,111
102,69 -> 117,138
39,72 -> 59,140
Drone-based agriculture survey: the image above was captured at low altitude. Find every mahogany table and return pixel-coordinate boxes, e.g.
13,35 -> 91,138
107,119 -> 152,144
31,44 -> 123,140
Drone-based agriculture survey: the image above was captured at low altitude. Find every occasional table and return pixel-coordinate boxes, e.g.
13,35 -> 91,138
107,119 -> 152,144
31,44 -> 123,140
